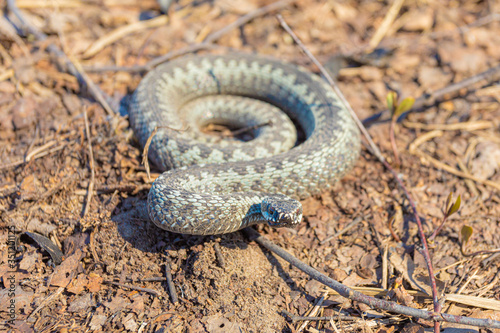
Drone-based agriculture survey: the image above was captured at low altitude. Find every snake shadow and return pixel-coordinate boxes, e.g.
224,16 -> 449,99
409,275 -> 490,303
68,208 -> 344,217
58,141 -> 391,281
112,194 -> 313,303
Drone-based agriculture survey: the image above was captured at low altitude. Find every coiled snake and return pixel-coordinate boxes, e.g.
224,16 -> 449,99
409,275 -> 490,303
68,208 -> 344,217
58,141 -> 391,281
129,53 -> 360,235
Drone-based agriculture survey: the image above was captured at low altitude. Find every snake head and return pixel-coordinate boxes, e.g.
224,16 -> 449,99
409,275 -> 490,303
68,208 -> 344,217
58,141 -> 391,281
261,194 -> 303,228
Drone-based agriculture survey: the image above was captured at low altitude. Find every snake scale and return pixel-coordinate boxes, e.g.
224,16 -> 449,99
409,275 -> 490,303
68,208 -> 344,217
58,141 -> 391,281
129,53 -> 361,235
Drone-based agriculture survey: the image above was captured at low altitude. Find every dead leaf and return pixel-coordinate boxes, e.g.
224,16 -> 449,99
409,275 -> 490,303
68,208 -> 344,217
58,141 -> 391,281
87,274 -> 103,293
49,249 -> 82,287
471,142 -> 500,179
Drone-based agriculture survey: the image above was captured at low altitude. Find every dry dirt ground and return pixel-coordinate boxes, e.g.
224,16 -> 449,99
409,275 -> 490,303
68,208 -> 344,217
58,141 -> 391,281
1,0 -> 500,332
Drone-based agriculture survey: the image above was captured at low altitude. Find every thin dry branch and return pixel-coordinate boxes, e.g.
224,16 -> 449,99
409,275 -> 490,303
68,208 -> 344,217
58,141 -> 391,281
282,310 -> 360,323
203,0 -> 295,44
83,110 -> 96,217
276,15 -> 383,162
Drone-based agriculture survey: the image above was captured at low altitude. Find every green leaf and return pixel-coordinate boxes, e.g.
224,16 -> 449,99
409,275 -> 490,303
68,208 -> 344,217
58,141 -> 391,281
460,225 -> 473,245
394,97 -> 415,117
447,195 -> 461,216
386,91 -> 397,113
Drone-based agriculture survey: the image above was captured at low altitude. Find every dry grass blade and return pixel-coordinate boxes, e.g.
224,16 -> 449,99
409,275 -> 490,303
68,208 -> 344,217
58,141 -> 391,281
141,124 -> 187,181
83,0 -> 297,73
408,130 -> 443,150
0,68 -> 15,81
25,141 -> 57,162
83,15 -> 169,58
445,294 -> 500,311
368,0 -> 405,50
0,145 -> 66,171
142,127 -> 158,182
297,291 -> 329,332
404,120 -> 495,131
245,228 -> 500,329
409,131 -> 500,191
412,149 -> 500,191
7,0 -> 117,115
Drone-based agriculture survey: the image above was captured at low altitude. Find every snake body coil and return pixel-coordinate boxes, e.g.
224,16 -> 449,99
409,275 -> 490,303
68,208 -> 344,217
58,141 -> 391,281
129,54 -> 360,235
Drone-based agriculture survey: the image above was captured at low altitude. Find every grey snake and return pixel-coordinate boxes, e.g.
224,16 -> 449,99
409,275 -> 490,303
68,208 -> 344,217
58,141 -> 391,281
129,53 -> 360,235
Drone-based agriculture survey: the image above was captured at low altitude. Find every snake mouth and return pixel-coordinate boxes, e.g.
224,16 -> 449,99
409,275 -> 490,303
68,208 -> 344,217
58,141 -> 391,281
261,195 -> 303,228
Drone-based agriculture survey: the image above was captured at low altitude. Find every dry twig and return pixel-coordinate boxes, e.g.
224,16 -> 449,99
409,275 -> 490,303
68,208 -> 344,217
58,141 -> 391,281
27,287 -> 65,319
